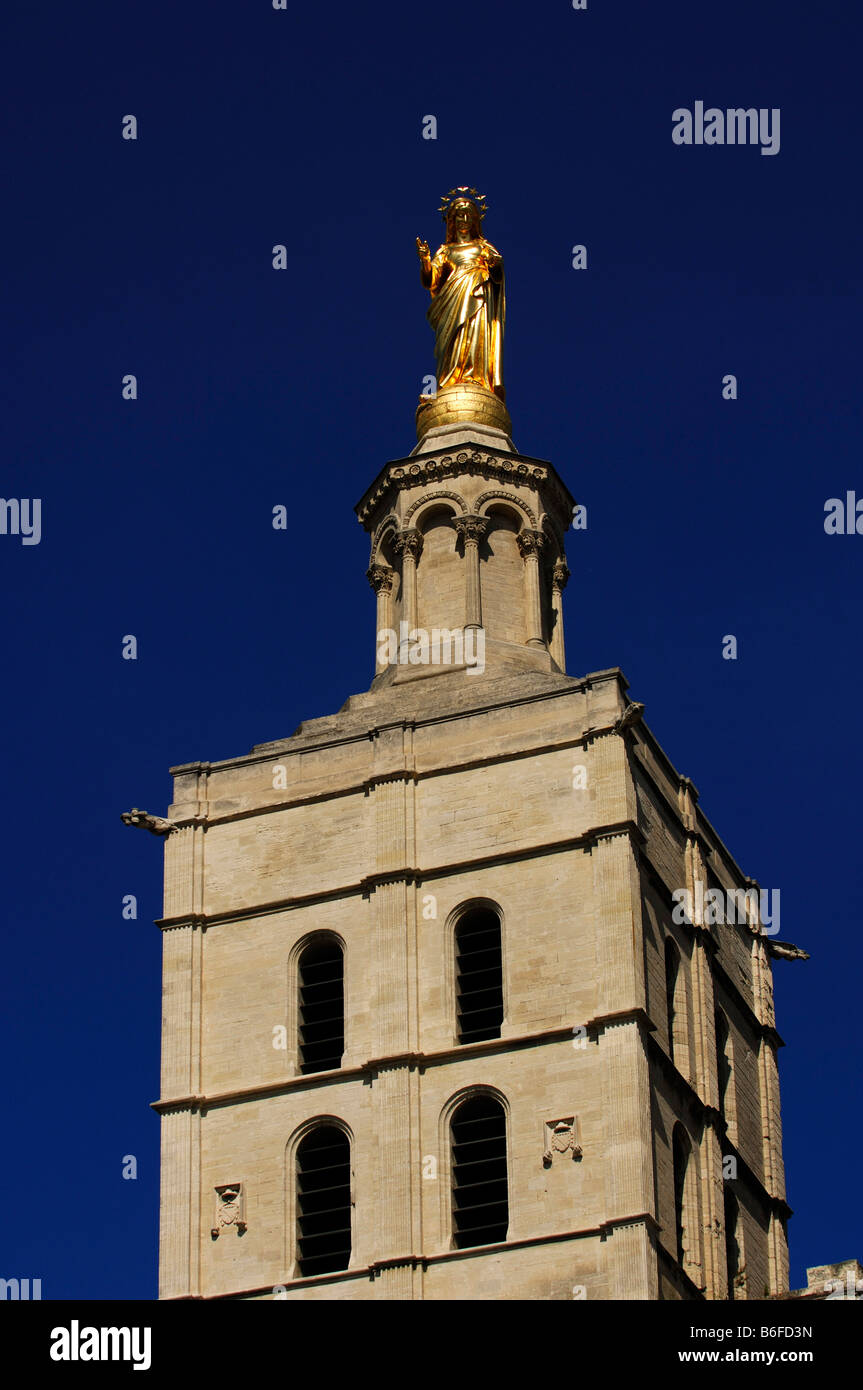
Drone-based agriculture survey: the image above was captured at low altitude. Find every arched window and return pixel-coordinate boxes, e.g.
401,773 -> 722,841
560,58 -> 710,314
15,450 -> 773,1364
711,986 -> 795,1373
672,1123 -> 701,1285
665,938 -> 679,1061
297,938 -> 344,1074
296,1125 -> 351,1276
451,1094 -> 509,1248
724,1188 -> 742,1298
672,1124 -> 687,1265
714,1008 -> 737,1136
482,511 -> 527,645
454,907 -> 503,1044
665,937 -> 690,1076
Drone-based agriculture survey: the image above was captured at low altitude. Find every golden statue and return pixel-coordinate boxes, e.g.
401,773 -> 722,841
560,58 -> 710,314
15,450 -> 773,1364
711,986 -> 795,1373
417,187 -> 505,402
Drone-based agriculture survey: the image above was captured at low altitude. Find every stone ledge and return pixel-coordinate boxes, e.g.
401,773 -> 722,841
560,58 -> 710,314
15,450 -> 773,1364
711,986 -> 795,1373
151,1011 -> 655,1112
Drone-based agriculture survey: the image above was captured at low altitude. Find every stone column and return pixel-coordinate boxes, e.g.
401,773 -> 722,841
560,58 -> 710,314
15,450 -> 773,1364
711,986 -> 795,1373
394,529 -> 423,660
550,561 -> 570,671
454,514 -> 488,632
367,564 -> 395,673
517,529 -> 546,647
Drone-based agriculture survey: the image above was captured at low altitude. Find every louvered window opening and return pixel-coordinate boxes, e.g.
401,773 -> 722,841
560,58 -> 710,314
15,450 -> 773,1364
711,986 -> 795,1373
298,941 -> 344,1074
451,1096 -> 509,1248
455,910 -> 503,1043
296,1127 -> 351,1277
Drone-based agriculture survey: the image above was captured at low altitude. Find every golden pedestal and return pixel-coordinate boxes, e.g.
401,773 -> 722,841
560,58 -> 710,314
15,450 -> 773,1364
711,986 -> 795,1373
416,382 -> 511,443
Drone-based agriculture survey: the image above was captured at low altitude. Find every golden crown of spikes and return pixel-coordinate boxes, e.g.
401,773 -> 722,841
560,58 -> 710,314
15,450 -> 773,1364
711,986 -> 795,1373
438,186 -> 488,219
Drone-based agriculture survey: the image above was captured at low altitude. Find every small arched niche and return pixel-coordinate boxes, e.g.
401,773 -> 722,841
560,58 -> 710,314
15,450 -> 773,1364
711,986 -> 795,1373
416,505 -> 463,634
480,507 -> 526,644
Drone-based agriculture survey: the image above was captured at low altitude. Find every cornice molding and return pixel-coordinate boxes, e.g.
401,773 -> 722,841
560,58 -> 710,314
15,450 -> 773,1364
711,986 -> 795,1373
355,446 -> 574,529
200,1215 -> 662,1299
153,815 -> 644,931
151,1014 -> 649,1113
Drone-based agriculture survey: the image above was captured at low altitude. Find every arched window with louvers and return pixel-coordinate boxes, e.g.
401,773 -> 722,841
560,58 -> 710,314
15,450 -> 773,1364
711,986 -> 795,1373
297,936 -> 345,1074
453,905 -> 504,1045
450,1092 -> 509,1249
295,1124 -> 352,1277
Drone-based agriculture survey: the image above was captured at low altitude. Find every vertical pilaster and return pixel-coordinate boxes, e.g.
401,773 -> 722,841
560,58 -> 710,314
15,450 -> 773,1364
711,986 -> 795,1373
606,1222 -> 659,1301
368,725 -> 417,1297
592,827 -> 644,1019
159,1105 -> 194,1299
159,817 -> 205,1298
163,823 -> 204,921
373,1061 -> 414,1299
160,922 -> 194,1096
599,1019 -> 656,1298
590,723 -> 636,831
593,806 -> 655,1300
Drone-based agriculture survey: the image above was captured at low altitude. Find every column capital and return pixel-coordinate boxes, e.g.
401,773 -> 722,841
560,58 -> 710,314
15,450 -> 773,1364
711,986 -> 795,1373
454,514 -> 489,545
393,528 -> 423,561
517,528 -> 545,559
552,561 -> 571,591
367,564 -> 395,594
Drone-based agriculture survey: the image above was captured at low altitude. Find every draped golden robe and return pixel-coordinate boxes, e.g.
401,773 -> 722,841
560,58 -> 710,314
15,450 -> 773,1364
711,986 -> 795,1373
427,238 -> 505,395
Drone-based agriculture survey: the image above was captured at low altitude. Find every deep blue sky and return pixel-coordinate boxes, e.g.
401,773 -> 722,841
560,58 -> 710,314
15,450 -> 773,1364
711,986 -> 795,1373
2,0 -> 860,1299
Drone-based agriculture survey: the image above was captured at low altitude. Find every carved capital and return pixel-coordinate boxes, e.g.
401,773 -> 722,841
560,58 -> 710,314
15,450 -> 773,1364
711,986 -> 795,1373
552,561 -> 571,591
454,514 -> 489,546
517,528 -> 545,560
367,564 -> 395,595
393,528 -> 423,562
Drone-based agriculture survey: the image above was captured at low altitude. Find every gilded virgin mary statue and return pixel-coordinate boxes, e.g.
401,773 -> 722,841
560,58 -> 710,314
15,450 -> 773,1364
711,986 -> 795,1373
417,187 -> 505,404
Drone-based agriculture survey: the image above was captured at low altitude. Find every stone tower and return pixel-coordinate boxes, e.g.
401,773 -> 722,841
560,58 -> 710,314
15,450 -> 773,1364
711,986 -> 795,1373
144,210 -> 797,1301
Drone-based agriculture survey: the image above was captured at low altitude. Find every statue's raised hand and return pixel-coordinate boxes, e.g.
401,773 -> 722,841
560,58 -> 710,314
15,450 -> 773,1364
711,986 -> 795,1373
416,237 -> 431,261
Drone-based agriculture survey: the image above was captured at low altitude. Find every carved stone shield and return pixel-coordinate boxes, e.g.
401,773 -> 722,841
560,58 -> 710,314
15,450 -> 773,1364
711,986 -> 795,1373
552,1123 -> 572,1153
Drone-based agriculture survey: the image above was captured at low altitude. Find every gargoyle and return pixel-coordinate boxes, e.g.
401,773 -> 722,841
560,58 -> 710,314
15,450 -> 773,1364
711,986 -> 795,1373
613,701 -> 645,734
766,939 -> 810,962
121,807 -> 177,837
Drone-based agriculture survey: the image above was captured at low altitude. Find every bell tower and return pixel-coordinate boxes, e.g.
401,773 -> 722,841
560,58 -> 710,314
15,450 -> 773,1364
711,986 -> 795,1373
139,191 -> 797,1301
359,413 -> 574,687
